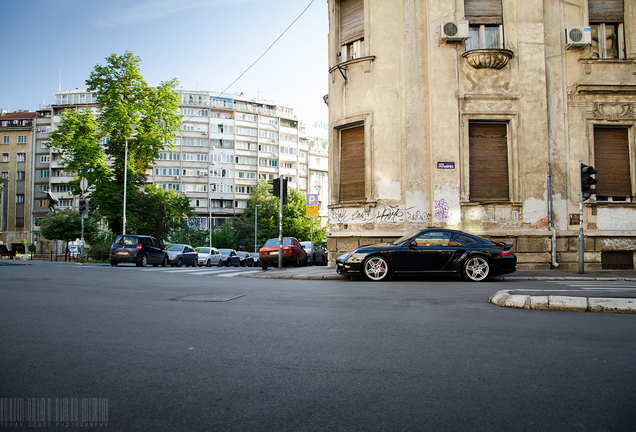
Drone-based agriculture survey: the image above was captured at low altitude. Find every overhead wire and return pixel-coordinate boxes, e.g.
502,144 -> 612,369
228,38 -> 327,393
180,0 -> 316,125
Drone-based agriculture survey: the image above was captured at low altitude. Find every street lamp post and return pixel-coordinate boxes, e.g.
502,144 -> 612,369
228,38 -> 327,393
122,137 -> 136,235
254,204 -> 261,253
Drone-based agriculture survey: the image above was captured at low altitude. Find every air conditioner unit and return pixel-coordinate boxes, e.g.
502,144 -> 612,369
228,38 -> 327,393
441,20 -> 469,42
565,27 -> 591,49
201,131 -> 207,135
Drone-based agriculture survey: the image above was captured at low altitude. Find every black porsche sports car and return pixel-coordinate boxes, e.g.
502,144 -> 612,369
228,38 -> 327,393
336,228 -> 517,282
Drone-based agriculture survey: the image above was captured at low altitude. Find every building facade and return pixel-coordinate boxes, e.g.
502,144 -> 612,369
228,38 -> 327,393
0,110 -> 36,253
29,89 -> 328,252
326,0 -> 636,269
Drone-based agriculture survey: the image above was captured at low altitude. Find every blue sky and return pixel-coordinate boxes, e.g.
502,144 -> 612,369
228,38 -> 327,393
0,0 -> 328,125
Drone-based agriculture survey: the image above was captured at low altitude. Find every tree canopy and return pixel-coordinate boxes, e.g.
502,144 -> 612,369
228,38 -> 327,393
228,180 -> 327,250
49,51 -> 182,238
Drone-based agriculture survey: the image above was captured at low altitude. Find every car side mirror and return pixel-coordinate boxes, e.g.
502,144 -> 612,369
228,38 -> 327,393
408,240 -> 418,248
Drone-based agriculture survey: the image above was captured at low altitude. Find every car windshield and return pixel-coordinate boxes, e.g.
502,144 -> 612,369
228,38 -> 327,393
217,249 -> 232,255
167,245 -> 184,251
300,242 -> 310,248
238,252 -> 248,257
392,229 -> 423,245
196,247 -> 210,253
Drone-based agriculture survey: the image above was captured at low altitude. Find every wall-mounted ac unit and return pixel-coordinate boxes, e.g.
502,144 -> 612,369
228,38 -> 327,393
441,20 -> 469,42
565,27 -> 591,49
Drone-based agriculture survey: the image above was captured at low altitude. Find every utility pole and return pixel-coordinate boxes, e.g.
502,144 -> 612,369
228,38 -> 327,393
278,178 -> 283,269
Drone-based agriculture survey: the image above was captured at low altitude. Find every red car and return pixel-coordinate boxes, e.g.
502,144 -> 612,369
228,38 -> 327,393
259,237 -> 308,270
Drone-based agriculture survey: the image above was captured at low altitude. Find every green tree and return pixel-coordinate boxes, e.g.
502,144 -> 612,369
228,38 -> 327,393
123,184 -> 195,244
39,210 -> 101,257
49,51 -> 182,236
229,180 -> 326,250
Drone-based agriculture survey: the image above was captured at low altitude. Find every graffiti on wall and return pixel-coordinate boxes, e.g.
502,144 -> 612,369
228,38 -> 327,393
330,206 -> 431,225
434,198 -> 452,224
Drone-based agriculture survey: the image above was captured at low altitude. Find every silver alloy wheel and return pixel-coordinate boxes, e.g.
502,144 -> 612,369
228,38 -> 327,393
463,256 -> 490,282
363,256 -> 389,281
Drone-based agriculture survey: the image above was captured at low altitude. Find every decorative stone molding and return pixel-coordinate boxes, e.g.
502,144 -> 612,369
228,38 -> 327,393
462,49 -> 514,70
593,102 -> 635,121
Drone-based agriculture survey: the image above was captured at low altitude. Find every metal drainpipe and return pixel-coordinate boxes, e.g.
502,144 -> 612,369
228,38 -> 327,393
547,173 -> 559,267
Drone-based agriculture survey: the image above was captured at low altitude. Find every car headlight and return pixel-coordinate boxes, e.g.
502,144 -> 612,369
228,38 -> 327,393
337,252 -> 352,262
348,253 -> 367,263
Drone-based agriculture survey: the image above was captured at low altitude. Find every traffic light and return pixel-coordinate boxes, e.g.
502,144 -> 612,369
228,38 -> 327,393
580,164 -> 598,200
86,199 -> 92,217
267,178 -> 281,197
267,178 -> 288,205
79,197 -> 87,217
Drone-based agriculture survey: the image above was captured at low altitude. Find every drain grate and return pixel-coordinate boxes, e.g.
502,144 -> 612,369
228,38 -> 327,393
171,294 -> 245,302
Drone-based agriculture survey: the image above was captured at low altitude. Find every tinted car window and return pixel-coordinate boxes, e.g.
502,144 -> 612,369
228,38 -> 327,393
168,245 -> 184,251
450,233 -> 479,245
152,238 -> 161,248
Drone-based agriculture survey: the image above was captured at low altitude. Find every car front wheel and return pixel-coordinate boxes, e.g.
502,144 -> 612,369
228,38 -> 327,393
462,256 -> 490,282
363,256 -> 390,281
176,258 -> 183,267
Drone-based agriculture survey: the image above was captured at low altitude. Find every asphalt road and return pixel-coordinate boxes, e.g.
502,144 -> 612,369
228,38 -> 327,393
1,261 -> 635,431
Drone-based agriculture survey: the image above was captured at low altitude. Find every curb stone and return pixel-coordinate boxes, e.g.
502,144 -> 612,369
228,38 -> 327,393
489,290 -> 636,314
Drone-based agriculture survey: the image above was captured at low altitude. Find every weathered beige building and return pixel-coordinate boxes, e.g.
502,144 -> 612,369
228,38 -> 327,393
0,110 -> 36,254
326,0 -> 636,270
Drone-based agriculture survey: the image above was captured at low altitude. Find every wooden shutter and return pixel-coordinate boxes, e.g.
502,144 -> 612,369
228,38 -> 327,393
340,125 -> 365,202
469,123 -> 509,201
594,127 -> 631,197
340,0 -> 364,45
589,0 -> 624,22
465,0 -> 503,24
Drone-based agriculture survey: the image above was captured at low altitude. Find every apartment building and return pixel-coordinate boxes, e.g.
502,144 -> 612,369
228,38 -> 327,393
29,89 -> 327,250
327,0 -> 635,269
0,110 -> 36,253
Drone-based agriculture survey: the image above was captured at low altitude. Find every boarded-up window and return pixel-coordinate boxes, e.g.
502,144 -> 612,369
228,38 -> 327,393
465,0 -> 503,24
589,0 -> 624,22
340,0 -> 364,45
340,125 -> 365,202
594,127 -> 631,198
469,122 -> 509,201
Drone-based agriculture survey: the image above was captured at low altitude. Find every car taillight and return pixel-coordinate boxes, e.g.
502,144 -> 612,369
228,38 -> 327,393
499,250 -> 515,257
136,244 -> 143,251
283,246 -> 292,255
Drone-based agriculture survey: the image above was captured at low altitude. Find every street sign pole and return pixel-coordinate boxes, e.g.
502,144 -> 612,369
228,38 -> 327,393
79,177 -> 88,264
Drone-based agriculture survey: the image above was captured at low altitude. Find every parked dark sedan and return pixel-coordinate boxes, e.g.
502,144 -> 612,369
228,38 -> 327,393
237,251 -> 255,267
166,244 -> 198,267
336,228 -> 517,282
110,234 -> 168,267
217,248 -> 240,267
300,241 -> 328,265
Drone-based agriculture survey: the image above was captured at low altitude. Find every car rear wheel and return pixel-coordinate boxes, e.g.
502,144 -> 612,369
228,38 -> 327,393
363,256 -> 390,281
218,260 -> 222,267
261,263 -> 268,270
462,256 -> 490,282
110,260 -> 118,267
161,256 -> 168,267
136,254 -> 148,267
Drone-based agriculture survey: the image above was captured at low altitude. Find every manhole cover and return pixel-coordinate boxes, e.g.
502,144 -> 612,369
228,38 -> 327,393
171,294 -> 245,302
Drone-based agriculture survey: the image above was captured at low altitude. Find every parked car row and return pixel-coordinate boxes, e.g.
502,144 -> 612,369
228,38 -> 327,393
109,234 -> 325,270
